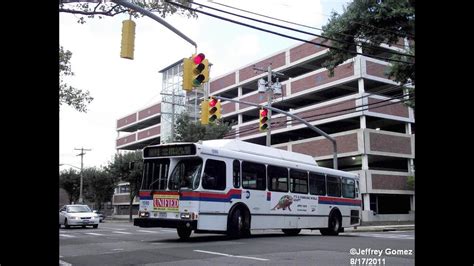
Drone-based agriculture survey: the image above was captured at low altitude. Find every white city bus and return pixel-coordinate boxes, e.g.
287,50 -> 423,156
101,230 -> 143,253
134,139 -> 361,239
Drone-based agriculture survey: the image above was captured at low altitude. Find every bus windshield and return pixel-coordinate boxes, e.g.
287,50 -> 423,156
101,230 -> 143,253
142,159 -> 170,190
168,158 -> 203,191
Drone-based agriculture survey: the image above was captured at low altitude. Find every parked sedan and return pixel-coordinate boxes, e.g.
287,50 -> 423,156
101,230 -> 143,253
59,204 -> 100,229
93,210 -> 106,222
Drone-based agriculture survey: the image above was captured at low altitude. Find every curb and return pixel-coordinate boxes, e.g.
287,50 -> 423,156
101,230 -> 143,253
345,225 -> 414,233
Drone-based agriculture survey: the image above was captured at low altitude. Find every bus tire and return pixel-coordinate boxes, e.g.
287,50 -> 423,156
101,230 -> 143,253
282,229 -> 301,236
228,208 -> 249,238
177,224 -> 192,240
320,211 -> 341,236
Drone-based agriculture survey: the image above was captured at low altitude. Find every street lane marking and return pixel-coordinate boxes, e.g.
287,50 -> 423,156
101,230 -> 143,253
194,250 -> 269,261
112,231 -> 132,234
348,233 -> 414,240
59,259 -> 72,266
159,229 -> 176,233
137,230 -> 158,233
60,234 -> 76,238
85,232 -> 104,236
101,227 -> 126,230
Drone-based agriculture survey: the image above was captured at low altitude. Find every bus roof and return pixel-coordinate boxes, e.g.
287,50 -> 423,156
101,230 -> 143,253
199,139 -> 318,167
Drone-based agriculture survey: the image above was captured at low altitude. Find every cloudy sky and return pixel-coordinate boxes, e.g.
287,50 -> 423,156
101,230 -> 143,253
59,0 -> 352,170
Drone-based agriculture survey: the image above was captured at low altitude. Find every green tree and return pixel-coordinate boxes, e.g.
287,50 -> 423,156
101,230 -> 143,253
59,168 -> 81,204
173,113 -> 233,142
107,151 -> 143,221
59,0 -> 196,24
407,175 -> 415,190
83,167 -> 118,210
60,46 -> 94,112
321,0 -> 415,106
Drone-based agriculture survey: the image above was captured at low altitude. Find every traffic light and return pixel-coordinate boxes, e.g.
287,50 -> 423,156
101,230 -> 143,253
259,108 -> 269,131
192,53 -> 209,87
208,97 -> 222,123
200,99 -> 209,125
183,53 -> 210,91
120,19 -> 136,60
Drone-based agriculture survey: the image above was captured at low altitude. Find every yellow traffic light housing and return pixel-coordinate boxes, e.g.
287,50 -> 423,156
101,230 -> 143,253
200,99 -> 209,125
208,97 -> 221,123
120,19 -> 136,60
183,58 -> 193,91
183,53 -> 210,91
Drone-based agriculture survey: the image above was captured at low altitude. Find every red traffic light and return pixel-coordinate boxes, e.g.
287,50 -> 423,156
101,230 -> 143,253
193,53 -> 205,65
260,108 -> 268,117
209,97 -> 218,107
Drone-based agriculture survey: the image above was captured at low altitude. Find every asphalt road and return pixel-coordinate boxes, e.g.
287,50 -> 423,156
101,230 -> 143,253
60,222 -> 414,265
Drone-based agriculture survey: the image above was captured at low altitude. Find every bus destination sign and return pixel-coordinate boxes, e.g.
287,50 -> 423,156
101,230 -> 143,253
144,144 -> 196,158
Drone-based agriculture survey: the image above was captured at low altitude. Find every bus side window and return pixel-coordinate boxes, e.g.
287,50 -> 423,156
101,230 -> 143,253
355,180 -> 359,198
290,169 -> 308,194
268,165 -> 288,192
242,161 -> 266,190
309,172 -> 326,195
202,159 -> 226,190
327,175 -> 341,197
342,177 -> 355,198
233,160 -> 241,188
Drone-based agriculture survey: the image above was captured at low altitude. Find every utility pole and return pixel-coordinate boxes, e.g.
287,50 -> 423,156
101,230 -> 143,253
75,147 -> 91,204
266,65 -> 273,147
253,64 -> 285,147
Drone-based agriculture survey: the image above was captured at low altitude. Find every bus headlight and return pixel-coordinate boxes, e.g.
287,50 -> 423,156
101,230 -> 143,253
180,212 -> 191,219
139,211 -> 149,217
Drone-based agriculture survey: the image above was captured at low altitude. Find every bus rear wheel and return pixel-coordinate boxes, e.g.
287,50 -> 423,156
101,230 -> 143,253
282,229 -> 301,236
320,212 -> 341,236
177,224 -> 192,240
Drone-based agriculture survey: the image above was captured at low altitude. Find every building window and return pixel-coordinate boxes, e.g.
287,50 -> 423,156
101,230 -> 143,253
119,185 -> 130,194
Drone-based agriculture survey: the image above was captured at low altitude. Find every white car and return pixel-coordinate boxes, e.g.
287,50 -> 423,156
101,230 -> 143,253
59,204 -> 100,229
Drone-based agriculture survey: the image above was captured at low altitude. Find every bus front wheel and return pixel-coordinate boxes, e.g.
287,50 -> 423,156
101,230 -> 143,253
228,208 -> 250,238
177,224 -> 192,240
320,212 -> 341,236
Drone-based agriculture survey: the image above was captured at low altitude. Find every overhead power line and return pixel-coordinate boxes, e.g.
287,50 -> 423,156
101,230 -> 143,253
165,1 -> 414,65
191,1 -> 414,59
224,94 -> 414,138
205,0 -> 410,49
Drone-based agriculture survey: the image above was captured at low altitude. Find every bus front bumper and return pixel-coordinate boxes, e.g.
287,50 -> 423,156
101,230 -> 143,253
134,218 -> 197,229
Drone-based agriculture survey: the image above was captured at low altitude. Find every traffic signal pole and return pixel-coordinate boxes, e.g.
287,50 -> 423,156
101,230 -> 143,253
214,96 -> 339,170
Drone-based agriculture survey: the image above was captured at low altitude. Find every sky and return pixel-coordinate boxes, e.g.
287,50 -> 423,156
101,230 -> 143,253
59,0 -> 352,170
